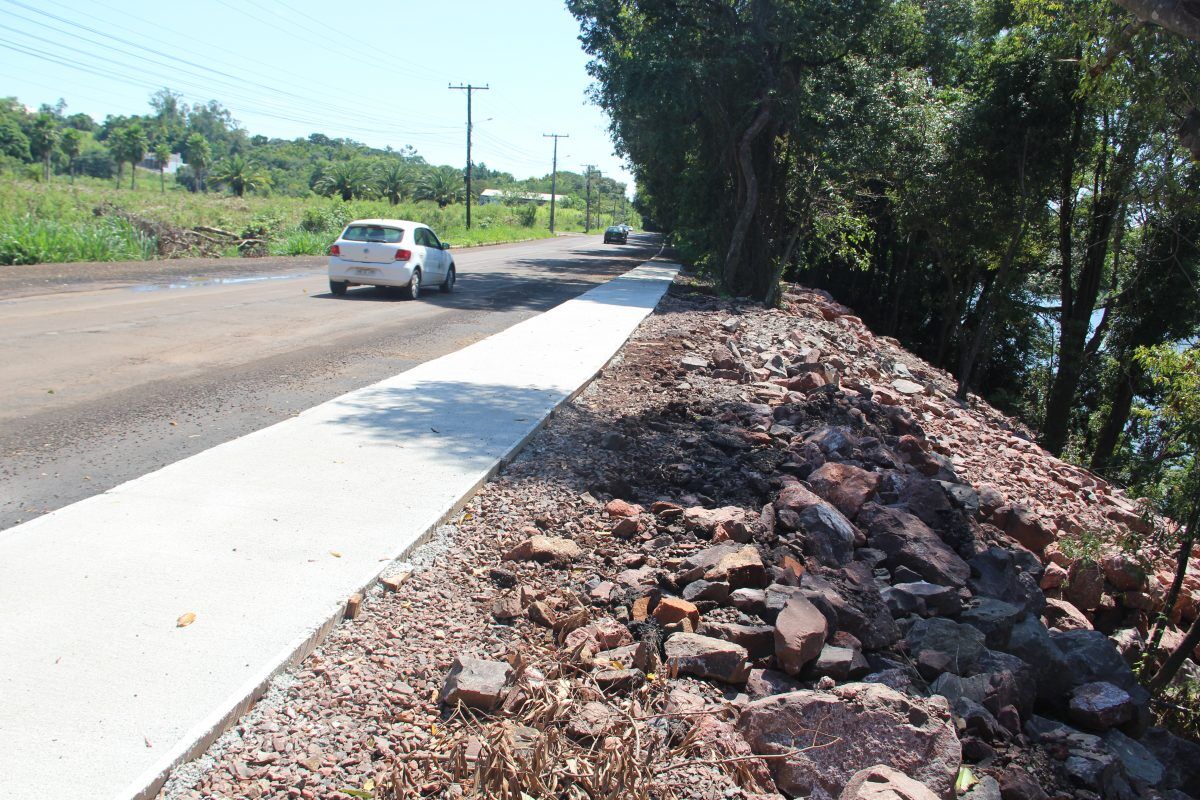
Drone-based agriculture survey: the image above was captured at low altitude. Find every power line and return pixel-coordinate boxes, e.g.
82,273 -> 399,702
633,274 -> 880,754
449,84 -> 489,229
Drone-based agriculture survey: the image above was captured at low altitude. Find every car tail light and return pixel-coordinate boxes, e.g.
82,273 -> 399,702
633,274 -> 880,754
329,244 -> 340,256
394,249 -> 412,261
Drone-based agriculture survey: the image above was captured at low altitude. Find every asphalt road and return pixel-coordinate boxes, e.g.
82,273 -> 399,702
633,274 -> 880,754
0,232 -> 660,532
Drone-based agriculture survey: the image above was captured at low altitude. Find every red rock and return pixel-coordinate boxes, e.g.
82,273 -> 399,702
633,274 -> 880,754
775,483 -> 823,515
565,701 -> 616,741
440,657 -> 511,711
504,535 -> 582,563
705,545 -> 768,588
998,504 -> 1055,553
604,499 -> 643,518
1064,561 -> 1105,611
774,594 -> 828,675
838,765 -> 940,800
653,596 -> 700,627
807,462 -> 881,519
1100,553 -> 1145,591
737,683 -> 959,799
998,766 -> 1049,800
611,517 -> 641,539
1040,562 -> 1068,591
651,500 -> 683,519
1068,681 -> 1135,730
563,618 -> 633,654
1043,598 -> 1092,631
683,506 -> 750,540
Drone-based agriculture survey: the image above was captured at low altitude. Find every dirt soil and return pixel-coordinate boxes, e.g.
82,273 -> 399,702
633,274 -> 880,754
160,276 -> 1195,800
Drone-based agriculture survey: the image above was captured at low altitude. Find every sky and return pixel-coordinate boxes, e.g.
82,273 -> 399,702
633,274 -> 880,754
0,0 -> 635,193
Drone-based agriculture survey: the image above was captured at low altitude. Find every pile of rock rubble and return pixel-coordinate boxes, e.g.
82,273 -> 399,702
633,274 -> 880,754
436,284 -> 1199,800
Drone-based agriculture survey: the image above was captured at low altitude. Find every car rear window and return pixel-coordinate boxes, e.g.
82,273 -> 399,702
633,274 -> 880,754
342,225 -> 405,243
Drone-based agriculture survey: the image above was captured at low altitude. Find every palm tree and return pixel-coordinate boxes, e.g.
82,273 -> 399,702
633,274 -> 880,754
415,165 -> 464,208
153,142 -> 171,193
28,113 -> 61,183
113,123 -> 147,189
184,133 -> 211,193
313,160 -> 377,201
376,159 -> 413,205
61,128 -> 82,184
210,154 -> 271,197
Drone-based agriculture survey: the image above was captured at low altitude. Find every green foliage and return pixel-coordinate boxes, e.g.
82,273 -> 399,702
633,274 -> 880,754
209,154 -> 271,198
313,159 -> 377,201
515,202 -> 538,227
299,203 -> 351,233
415,165 -> 464,207
0,214 -> 156,264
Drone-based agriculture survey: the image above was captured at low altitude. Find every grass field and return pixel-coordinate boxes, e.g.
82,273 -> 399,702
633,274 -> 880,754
0,173 -> 614,265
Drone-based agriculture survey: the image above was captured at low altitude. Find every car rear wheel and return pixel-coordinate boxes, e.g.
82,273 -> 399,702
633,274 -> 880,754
329,279 -> 348,296
440,264 -> 456,293
400,268 -> 421,300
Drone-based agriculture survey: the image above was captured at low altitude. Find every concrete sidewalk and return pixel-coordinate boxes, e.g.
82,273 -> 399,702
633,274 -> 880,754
0,261 -> 678,800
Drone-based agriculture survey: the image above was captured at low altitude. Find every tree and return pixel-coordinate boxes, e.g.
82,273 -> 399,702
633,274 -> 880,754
312,160 -> 377,201
1134,344 -> 1200,692
415,165 -> 463,207
376,159 -> 413,205
209,154 -> 270,197
184,133 -> 211,193
28,113 -> 60,182
61,128 -> 83,184
112,123 -> 148,189
154,142 -> 171,193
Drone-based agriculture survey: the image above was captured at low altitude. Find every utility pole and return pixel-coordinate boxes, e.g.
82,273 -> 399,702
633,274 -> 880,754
583,164 -> 595,234
589,168 -> 603,232
543,133 -> 568,233
449,83 -> 489,229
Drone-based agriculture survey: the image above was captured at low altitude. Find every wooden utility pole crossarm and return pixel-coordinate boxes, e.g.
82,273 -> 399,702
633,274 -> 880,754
543,133 -> 568,233
449,83 -> 489,229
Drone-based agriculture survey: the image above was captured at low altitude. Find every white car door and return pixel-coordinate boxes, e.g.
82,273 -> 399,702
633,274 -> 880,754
423,227 -> 447,280
414,228 -> 440,281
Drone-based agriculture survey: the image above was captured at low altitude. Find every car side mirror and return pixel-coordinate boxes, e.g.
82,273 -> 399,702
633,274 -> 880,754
441,243 -> 451,250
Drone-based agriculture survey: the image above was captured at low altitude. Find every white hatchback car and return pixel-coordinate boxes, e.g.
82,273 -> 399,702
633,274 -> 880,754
327,219 -> 456,299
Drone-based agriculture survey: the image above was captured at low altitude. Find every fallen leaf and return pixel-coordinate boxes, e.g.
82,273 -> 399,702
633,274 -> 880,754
176,612 -> 196,628
330,551 -> 342,558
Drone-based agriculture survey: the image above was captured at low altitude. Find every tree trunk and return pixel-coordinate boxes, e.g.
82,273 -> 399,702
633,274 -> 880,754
1112,0 -> 1200,42
116,162 -> 123,189
43,152 -> 51,183
1089,360 -> 1139,473
722,104 -> 773,295
1043,121 -> 1135,455
160,166 -> 165,193
1148,502 -> 1199,654
1149,610 -> 1200,692
958,218 -> 1027,399
130,161 -> 136,189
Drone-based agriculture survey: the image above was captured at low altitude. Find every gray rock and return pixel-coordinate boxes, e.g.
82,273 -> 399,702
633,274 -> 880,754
1142,726 -> 1200,794
699,620 -> 775,660
967,547 -> 1045,616
797,502 -> 859,566
440,657 -> 512,710
664,633 -> 750,684
904,617 -> 987,676
960,598 -> 1022,649
863,505 -> 970,588
962,776 -> 1002,800
1102,729 -> 1165,788
1002,617 -> 1071,702
746,667 -> 804,697
808,644 -> 870,682
884,581 -> 962,618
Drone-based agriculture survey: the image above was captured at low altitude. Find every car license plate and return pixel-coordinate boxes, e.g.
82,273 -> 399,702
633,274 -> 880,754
353,267 -> 378,275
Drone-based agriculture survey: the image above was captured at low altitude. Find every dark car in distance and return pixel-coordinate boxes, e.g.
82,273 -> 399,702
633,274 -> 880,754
603,226 -> 628,244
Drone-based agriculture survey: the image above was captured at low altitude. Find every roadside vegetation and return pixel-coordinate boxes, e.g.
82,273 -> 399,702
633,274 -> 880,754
0,90 -> 636,265
570,0 -> 1200,719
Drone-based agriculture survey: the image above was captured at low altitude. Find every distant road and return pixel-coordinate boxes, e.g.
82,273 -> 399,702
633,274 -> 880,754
0,233 -> 660,531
